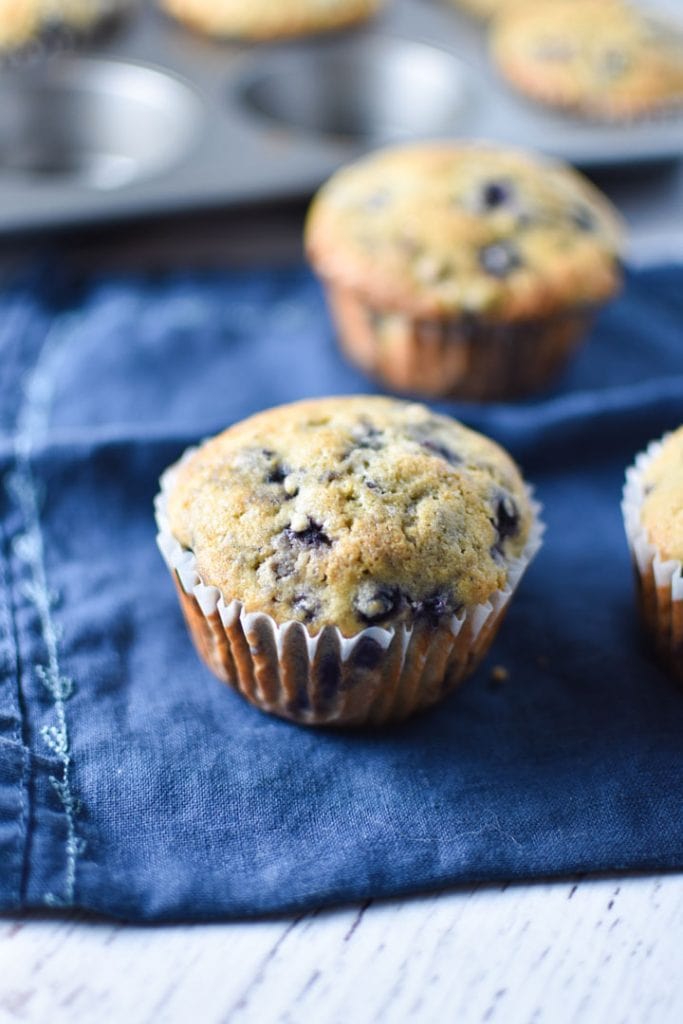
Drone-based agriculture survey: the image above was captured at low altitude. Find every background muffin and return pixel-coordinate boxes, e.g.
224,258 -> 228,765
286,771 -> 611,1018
41,0 -> 125,33
159,0 -> 384,41
157,396 -> 542,726
491,0 -> 683,121
0,0 -> 41,52
305,141 -> 623,401
0,0 -> 126,52
623,428 -> 683,685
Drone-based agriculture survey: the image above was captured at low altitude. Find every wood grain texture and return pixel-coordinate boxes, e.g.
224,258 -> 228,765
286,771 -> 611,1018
1,874 -> 682,1024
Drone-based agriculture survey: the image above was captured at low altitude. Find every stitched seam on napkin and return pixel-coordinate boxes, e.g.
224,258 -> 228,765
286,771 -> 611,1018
0,522 -> 30,908
5,317 -> 84,909
0,526 -> 22,748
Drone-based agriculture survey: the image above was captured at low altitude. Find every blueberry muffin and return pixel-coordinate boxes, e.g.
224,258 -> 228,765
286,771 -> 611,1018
159,0 -> 384,41
0,0 -> 41,52
305,142 -> 623,401
156,396 -> 542,726
491,0 -> 683,121
623,428 -> 683,685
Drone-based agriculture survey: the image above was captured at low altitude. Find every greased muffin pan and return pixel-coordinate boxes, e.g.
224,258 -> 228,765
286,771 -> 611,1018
1,0 -> 682,235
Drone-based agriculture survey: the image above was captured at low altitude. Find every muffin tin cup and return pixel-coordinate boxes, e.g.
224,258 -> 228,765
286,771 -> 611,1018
324,282 -> 598,401
622,436 -> 683,686
155,451 -> 544,728
4,1 -> 683,235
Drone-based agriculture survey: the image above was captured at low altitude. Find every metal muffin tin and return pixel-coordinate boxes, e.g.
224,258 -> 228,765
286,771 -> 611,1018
1,0 -> 682,235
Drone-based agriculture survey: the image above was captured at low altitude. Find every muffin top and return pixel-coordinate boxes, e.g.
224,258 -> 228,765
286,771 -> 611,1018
167,396 -> 534,637
305,142 -> 623,321
159,0 -> 383,40
491,0 -> 683,121
641,427 -> 683,564
0,0 -> 40,51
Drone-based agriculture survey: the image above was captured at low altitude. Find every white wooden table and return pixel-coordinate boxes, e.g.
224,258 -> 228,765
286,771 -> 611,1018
2,155 -> 683,1024
2,874 -> 682,1023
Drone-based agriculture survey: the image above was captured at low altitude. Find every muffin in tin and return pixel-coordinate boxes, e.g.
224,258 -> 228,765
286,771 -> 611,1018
305,142 -> 623,401
156,396 -> 543,727
623,428 -> 683,685
159,0 -> 385,41
491,0 -> 683,122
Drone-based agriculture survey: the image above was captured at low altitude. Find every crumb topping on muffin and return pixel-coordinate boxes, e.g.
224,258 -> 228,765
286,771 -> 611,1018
167,396 -> 533,636
641,427 -> 683,563
491,0 -> 683,121
305,142 -> 623,321
159,0 -> 383,40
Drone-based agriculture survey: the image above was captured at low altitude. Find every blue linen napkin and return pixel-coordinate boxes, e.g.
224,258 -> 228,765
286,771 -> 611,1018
1,262 -> 683,921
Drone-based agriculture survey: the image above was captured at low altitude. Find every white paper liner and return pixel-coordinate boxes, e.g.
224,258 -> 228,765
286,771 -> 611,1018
622,434 -> 683,600
155,447 -> 544,723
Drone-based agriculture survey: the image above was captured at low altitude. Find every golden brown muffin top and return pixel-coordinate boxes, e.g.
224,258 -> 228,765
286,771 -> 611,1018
167,396 -> 534,637
305,142 -> 623,321
159,0 -> 384,40
491,0 -> 683,121
641,427 -> 683,564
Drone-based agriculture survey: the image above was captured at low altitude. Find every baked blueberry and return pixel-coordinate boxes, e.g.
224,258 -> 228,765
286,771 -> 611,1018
292,593 -> 320,624
479,241 -> 523,278
418,439 -> 462,466
284,517 -> 332,548
600,50 -> 631,79
480,179 -> 514,210
410,592 -> 454,628
492,492 -> 520,555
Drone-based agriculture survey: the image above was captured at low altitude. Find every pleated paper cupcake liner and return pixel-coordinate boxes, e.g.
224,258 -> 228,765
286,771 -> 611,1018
156,451 -> 544,727
325,282 -> 596,401
622,434 -> 683,684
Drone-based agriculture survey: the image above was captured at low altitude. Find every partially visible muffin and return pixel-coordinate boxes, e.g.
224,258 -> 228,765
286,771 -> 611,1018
305,141 -> 623,400
159,0 -> 384,40
157,396 -> 542,725
0,0 -> 41,52
491,0 -> 683,121
640,431 -> 683,566
623,428 -> 683,685
0,0 -> 126,53
41,0 -> 124,32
